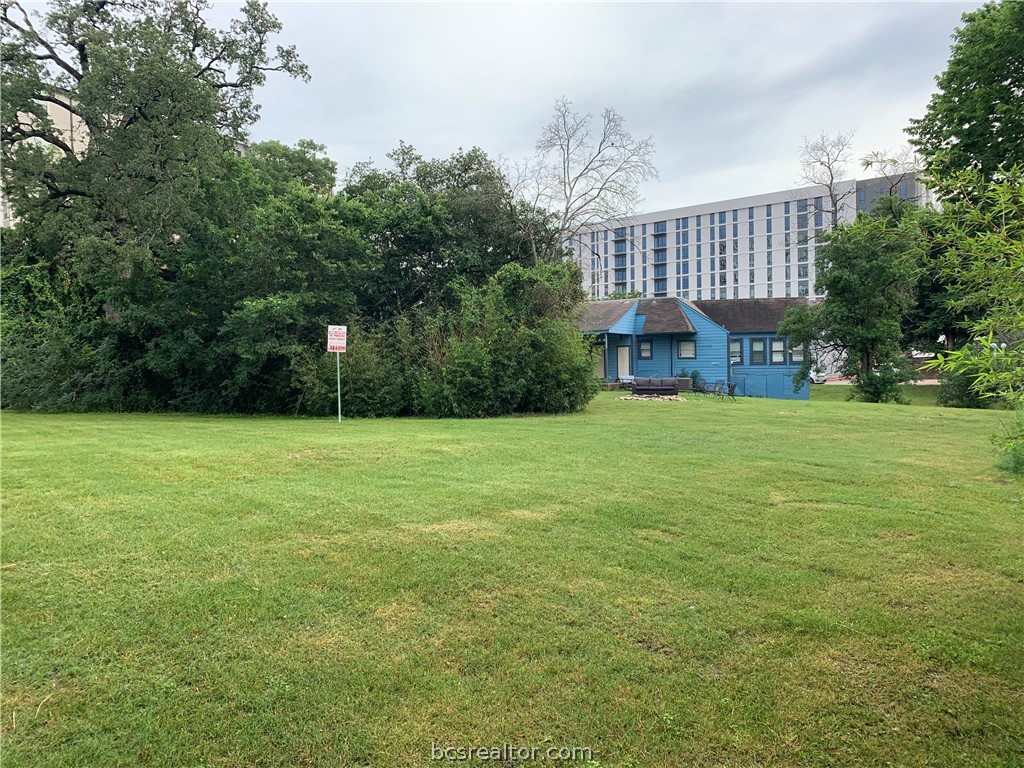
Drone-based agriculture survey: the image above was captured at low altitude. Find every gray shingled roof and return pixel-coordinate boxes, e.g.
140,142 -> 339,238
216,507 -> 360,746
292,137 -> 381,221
691,298 -> 809,333
637,298 -> 695,334
578,299 -> 635,333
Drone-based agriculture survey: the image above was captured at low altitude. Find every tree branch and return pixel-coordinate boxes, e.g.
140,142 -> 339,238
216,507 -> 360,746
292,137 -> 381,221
3,1 -> 83,81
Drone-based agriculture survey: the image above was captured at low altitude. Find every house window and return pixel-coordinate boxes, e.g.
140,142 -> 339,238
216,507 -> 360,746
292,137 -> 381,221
638,339 -> 653,359
771,338 -> 786,364
790,343 -> 805,363
729,339 -> 742,365
677,339 -> 696,359
751,339 -> 766,365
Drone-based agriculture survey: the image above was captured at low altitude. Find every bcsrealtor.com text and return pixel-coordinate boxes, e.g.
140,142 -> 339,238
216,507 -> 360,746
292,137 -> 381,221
431,743 -> 593,762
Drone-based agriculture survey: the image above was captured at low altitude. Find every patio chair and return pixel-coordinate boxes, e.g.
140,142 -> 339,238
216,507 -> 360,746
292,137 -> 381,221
717,382 -> 737,401
708,379 -> 725,397
692,377 -> 708,395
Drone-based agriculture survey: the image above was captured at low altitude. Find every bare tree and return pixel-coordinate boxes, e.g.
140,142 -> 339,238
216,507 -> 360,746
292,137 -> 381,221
513,98 -> 657,266
860,146 -> 920,198
798,130 -> 857,228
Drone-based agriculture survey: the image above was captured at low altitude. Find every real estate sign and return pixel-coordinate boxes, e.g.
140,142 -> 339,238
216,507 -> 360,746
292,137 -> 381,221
327,325 -> 347,353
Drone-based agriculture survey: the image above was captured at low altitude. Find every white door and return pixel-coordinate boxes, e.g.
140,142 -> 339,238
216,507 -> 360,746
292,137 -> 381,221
594,347 -> 606,379
617,345 -> 631,378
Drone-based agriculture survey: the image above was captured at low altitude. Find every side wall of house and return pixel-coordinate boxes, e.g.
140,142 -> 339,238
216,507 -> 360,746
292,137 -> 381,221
730,333 -> 809,399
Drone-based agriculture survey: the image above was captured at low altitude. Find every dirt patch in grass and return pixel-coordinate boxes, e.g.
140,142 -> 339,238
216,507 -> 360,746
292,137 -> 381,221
288,624 -> 363,658
374,600 -> 420,634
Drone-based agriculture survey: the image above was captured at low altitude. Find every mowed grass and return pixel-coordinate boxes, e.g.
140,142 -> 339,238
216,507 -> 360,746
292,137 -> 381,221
2,394 -> 1022,767
811,383 -> 941,406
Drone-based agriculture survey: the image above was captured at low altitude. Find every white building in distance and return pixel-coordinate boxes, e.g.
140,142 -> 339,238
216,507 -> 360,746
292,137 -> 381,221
570,175 -> 932,302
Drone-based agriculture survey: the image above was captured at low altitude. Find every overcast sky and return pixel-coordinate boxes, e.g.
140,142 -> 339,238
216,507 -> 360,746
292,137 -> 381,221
229,1 -> 979,212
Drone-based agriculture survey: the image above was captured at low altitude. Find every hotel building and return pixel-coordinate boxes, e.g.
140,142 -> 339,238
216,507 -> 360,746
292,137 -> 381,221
571,175 -> 930,301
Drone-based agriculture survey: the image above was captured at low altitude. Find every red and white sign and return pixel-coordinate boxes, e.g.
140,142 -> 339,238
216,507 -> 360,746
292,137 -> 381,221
327,325 -> 347,353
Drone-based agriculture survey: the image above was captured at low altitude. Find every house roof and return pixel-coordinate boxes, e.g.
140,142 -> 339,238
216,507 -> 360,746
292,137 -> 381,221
690,298 -> 809,333
578,299 -> 635,333
637,298 -> 696,334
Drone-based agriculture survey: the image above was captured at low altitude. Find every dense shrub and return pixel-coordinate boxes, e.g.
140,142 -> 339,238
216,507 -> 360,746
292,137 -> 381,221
852,368 -> 911,404
936,369 -> 992,409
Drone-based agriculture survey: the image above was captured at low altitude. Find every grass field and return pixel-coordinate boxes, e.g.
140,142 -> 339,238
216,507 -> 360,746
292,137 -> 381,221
2,394 -> 1022,767
810,383 -> 942,407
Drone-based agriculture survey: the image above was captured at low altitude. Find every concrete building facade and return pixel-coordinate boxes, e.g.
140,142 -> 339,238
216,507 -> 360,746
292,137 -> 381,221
570,175 -> 931,302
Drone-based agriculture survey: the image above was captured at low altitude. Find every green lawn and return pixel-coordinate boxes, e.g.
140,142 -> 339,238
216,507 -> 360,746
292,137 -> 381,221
811,383 -> 942,406
2,394 -> 1022,767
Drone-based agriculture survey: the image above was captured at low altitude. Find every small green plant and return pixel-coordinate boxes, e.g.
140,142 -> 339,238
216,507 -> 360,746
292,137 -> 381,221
994,407 -> 1024,475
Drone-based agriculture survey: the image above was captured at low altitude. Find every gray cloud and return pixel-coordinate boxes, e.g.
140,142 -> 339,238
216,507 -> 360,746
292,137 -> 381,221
239,1 -> 981,209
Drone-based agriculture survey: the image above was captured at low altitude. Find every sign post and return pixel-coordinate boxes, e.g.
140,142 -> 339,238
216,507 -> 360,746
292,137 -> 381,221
327,325 -> 347,423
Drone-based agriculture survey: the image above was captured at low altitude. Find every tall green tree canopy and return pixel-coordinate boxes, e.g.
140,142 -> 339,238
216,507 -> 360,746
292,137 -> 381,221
1,0 -> 307,209
927,170 -> 1024,405
341,143 -> 553,321
1,3 -> 596,417
247,139 -> 337,197
906,0 -> 1024,201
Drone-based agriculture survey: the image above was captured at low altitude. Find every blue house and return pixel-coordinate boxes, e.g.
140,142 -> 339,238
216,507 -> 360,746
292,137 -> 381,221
580,297 -> 810,400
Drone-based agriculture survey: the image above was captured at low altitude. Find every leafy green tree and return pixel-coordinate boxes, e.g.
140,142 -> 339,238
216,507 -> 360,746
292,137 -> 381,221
926,171 -> 1024,470
780,199 -> 925,403
906,0 -> 1024,201
341,144 -> 552,321
1,0 -> 307,220
926,171 -> 1024,404
0,0 -> 316,412
247,139 -> 337,197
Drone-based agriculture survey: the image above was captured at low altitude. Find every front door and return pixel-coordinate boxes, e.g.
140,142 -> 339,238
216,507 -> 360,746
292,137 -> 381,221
617,345 -> 631,378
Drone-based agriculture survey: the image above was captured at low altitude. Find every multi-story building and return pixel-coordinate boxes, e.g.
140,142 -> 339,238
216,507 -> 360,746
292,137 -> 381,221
571,175 -> 931,302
